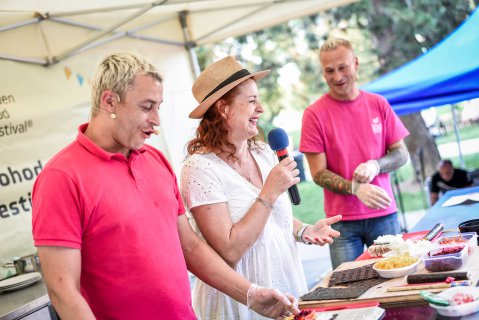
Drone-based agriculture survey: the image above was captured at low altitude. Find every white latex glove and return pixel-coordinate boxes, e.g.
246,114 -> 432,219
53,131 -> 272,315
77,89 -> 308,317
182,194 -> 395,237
353,160 -> 380,183
352,180 -> 391,209
247,283 -> 299,319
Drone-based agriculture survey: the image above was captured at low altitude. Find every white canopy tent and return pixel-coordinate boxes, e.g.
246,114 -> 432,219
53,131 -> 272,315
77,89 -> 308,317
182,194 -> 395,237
0,0 -> 356,68
0,0 -> 356,259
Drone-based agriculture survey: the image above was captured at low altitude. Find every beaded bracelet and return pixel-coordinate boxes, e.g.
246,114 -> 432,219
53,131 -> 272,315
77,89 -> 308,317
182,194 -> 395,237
256,197 -> 274,210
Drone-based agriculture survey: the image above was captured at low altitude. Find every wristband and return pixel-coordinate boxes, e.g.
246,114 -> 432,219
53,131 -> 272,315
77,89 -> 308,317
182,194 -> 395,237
296,224 -> 312,245
351,180 -> 360,195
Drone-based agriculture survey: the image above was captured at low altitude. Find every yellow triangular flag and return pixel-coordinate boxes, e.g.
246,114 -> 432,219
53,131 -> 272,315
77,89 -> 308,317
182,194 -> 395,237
64,67 -> 72,79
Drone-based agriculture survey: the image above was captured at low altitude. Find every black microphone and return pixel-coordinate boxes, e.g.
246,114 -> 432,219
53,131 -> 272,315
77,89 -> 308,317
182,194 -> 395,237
267,128 -> 301,205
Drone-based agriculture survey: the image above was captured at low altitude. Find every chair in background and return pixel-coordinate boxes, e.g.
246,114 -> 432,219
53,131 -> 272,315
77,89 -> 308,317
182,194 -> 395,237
468,168 -> 479,186
424,176 -> 432,208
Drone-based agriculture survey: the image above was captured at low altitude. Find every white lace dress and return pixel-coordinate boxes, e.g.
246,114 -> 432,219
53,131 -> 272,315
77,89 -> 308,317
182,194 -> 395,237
180,143 -> 308,320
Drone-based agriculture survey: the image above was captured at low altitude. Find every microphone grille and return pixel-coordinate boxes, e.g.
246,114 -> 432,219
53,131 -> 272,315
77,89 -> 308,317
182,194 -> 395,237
267,128 -> 289,151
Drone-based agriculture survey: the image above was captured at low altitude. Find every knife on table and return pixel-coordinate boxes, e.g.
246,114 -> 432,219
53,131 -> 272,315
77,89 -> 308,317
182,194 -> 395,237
423,222 -> 444,241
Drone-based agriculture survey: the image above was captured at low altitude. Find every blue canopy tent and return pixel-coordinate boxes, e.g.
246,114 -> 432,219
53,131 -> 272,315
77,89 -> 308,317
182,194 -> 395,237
362,9 -> 479,227
363,8 -> 479,116
363,8 -> 479,168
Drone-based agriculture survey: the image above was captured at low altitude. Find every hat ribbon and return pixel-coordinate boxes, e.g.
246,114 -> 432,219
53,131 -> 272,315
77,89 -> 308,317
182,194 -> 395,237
201,69 -> 251,102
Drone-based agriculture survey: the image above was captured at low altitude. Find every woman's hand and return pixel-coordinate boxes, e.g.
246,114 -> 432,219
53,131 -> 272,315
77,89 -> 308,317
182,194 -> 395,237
247,284 -> 299,319
261,157 -> 300,203
303,215 -> 342,246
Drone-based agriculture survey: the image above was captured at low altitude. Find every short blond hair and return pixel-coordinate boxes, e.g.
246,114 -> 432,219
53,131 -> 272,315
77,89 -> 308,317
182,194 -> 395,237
320,37 -> 354,54
90,52 -> 163,116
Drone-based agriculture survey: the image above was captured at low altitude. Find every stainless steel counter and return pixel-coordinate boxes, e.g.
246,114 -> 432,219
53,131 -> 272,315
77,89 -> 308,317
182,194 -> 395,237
0,279 -> 53,320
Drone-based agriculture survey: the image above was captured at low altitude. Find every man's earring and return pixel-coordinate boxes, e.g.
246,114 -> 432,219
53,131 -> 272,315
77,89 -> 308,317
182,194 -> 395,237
110,113 -> 117,119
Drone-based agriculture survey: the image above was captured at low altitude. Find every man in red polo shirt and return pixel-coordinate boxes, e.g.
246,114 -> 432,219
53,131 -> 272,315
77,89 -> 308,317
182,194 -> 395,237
32,52 -> 298,319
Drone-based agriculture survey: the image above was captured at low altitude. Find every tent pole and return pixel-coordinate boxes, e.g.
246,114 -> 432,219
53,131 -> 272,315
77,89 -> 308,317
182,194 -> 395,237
179,11 -> 200,78
0,53 -> 47,66
52,1 -> 167,63
451,104 -> 465,168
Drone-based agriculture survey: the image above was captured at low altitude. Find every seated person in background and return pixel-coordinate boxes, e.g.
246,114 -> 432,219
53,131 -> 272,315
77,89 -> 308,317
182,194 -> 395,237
430,159 -> 473,205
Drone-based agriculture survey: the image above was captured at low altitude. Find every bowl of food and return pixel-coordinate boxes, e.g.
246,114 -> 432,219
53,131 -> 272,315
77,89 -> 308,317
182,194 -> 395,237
458,220 -> 479,245
429,286 -> 479,317
372,254 -> 420,278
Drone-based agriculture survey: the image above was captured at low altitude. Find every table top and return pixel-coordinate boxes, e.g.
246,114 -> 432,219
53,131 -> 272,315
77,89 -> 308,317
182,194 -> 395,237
412,186 -> 479,232
0,278 -> 49,320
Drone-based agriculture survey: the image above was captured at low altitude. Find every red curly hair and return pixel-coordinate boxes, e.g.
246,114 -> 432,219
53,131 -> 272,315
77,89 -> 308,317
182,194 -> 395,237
186,82 -> 260,161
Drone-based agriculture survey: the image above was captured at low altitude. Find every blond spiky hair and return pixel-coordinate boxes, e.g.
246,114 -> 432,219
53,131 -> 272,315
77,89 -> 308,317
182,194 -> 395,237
320,37 -> 354,53
90,52 -> 163,116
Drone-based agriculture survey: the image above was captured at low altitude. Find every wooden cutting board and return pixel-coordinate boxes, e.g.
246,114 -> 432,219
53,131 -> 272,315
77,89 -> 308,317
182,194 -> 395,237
300,248 -> 479,308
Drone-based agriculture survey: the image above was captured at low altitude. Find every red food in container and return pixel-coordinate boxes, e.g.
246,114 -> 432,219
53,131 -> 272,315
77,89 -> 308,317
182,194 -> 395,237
434,232 -> 477,255
422,245 -> 468,272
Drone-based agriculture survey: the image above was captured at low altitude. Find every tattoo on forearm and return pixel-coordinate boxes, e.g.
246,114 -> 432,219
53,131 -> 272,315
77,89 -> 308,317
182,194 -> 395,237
377,145 -> 409,173
313,169 -> 352,195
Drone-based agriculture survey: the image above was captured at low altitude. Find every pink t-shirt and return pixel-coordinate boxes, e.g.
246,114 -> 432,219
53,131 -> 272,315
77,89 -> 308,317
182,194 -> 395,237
32,124 -> 195,319
300,91 -> 409,220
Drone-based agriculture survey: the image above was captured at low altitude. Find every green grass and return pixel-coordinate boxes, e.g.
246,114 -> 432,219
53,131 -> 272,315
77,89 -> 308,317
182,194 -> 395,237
292,151 -> 479,222
393,184 -> 428,213
292,181 -> 325,224
435,125 -> 479,145
390,151 -> 479,213
290,130 -> 301,150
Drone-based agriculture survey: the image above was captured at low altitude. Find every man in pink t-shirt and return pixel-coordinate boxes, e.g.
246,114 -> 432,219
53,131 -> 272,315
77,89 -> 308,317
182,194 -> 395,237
32,52 -> 298,320
300,38 -> 409,269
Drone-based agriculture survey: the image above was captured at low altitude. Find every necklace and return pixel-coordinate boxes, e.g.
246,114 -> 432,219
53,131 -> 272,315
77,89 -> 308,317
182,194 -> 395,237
224,150 -> 258,185
230,160 -> 254,183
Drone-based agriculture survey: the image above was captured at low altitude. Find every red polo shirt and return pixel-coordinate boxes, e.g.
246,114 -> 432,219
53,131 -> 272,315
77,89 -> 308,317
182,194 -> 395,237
33,124 -> 195,319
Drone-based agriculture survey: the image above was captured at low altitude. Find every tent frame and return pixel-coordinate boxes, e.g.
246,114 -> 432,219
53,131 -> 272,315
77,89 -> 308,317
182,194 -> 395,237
0,0 -> 315,69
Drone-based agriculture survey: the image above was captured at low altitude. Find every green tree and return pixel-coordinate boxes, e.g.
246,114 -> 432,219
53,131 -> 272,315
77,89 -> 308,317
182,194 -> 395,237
195,18 -> 331,126
195,0 -> 477,178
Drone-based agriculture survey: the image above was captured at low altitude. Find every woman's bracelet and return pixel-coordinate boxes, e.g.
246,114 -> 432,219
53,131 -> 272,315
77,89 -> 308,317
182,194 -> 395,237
256,196 -> 274,210
296,224 -> 312,245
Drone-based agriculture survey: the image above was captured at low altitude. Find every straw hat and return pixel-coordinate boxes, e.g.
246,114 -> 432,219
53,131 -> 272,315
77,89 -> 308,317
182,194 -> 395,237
189,56 -> 271,119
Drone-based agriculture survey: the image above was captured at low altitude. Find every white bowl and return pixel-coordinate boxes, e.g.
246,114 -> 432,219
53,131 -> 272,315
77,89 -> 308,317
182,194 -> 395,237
429,287 -> 479,317
372,258 -> 420,278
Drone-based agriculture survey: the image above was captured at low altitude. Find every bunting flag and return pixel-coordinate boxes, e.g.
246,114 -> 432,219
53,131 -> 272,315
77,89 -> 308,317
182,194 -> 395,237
77,74 -> 84,86
64,66 -> 72,79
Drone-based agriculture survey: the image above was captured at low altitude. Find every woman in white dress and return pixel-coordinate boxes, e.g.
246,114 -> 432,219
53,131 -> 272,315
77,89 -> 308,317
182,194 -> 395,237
180,56 -> 342,320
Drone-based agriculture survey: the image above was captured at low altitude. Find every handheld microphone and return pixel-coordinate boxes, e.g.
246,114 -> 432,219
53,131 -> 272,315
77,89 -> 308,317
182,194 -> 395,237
267,128 -> 301,205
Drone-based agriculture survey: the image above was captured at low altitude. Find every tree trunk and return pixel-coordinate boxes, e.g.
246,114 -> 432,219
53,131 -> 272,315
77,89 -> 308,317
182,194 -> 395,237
368,0 -> 441,183
400,114 -> 441,182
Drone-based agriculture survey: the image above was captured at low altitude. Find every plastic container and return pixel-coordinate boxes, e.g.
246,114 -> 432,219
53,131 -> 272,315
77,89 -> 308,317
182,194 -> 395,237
429,287 -> 479,317
422,245 -> 468,272
372,258 -> 420,278
458,220 -> 479,245
434,232 -> 477,255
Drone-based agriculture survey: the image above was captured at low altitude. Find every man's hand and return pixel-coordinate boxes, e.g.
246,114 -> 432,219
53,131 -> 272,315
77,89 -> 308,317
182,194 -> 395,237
353,160 -> 380,183
352,180 -> 391,209
302,215 -> 342,245
247,284 -> 299,319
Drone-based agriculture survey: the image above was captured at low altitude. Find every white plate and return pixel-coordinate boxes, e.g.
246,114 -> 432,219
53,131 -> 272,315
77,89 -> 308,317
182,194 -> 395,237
372,258 -> 420,278
0,272 -> 42,293
430,287 -> 479,317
